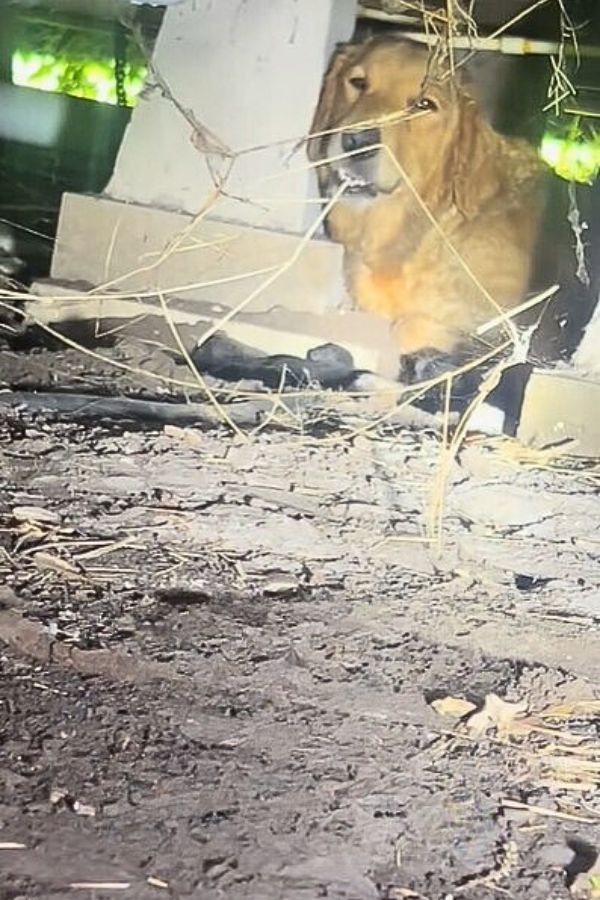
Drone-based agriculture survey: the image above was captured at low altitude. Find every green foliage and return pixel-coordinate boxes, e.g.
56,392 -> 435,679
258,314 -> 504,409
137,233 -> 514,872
11,20 -> 147,106
541,118 -> 600,184
10,14 -> 599,181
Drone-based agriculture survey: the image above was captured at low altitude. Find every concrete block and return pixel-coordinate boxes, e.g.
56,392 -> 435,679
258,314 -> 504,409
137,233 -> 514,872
51,193 -> 348,315
517,369 -> 600,457
572,290 -> 600,375
107,0 -> 358,233
28,279 -> 400,378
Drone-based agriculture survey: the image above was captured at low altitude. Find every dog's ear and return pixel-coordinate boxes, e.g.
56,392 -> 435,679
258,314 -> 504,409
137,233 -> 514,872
451,93 -> 505,218
452,94 -> 542,218
307,43 -> 359,162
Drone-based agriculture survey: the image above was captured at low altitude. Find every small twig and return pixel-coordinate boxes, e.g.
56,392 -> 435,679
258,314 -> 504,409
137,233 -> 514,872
426,341 -> 514,543
455,0 -> 553,71
129,19 -> 232,160
193,179 -> 350,352
250,364 -> 300,437
156,288 -> 246,438
501,798 -> 598,825
89,180 -> 230,296
475,285 -> 560,336
567,182 -> 590,286
69,883 -> 131,891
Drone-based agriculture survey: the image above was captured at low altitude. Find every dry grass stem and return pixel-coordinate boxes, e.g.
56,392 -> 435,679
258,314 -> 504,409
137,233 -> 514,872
501,799 -> 597,825
156,288 -> 245,438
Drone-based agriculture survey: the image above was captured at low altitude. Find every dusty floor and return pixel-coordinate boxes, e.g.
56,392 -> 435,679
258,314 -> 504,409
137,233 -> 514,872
1,344 -> 600,900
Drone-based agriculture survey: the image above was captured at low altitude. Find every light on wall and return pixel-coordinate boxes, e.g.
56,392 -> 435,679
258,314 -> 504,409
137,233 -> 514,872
11,49 -> 147,106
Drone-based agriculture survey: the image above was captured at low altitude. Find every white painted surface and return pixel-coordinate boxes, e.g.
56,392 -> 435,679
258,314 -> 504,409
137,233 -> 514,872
107,0 -> 358,232
573,290 -> 600,374
0,85 -> 66,146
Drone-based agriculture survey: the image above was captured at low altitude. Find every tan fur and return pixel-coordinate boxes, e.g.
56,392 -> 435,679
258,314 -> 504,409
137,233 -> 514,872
308,38 -> 544,355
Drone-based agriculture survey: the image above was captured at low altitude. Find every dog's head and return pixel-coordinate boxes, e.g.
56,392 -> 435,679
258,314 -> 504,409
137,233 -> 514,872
308,38 -> 497,211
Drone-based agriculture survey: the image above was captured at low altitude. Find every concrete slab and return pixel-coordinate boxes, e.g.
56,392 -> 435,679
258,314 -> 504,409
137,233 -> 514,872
51,193 -> 348,316
517,368 -> 600,457
27,280 -> 600,451
573,289 -> 600,375
27,279 -> 400,378
106,0 -> 358,233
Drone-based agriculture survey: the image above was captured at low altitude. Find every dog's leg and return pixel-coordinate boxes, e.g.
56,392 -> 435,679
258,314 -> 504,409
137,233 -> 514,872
399,348 -> 460,384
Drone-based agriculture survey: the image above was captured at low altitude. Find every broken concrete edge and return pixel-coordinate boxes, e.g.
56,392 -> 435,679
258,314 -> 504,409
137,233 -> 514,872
516,368 -> 600,458
50,192 -> 349,317
572,287 -> 600,375
27,277 -> 401,378
22,281 -> 600,457
0,389 -> 446,435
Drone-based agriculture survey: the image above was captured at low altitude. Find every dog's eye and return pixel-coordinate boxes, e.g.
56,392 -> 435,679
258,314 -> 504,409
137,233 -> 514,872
413,97 -> 438,112
348,75 -> 368,92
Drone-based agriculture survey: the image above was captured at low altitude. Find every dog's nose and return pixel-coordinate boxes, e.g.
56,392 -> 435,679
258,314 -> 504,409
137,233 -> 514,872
341,128 -> 380,154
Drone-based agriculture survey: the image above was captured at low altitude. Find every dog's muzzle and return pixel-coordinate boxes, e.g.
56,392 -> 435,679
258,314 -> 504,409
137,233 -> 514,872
329,127 -> 381,196
340,127 -> 380,157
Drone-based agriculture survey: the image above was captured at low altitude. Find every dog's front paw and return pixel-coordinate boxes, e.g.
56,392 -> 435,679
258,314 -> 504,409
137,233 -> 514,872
399,348 -> 458,384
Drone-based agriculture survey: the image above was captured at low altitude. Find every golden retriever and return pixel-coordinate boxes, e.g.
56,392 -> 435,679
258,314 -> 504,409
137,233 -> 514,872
308,38 -> 545,372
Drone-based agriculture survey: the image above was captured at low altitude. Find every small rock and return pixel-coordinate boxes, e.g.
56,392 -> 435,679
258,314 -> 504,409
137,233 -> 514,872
0,587 -> 23,609
50,787 -> 68,806
262,575 -> 300,596
73,800 -> 96,817
284,646 -> 308,668
12,505 -> 61,526
450,484 -> 557,528
538,842 -> 573,867
459,445 -> 515,479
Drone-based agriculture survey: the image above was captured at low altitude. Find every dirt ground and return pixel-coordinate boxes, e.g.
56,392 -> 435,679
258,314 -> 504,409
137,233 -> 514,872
1,344 -> 600,900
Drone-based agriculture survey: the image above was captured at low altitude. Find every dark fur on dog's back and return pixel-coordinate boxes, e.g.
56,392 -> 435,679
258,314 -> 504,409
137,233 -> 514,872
308,38 -> 545,358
